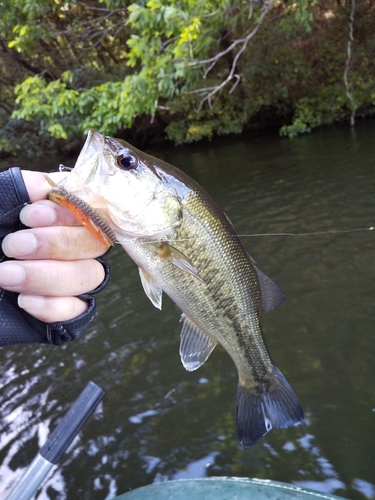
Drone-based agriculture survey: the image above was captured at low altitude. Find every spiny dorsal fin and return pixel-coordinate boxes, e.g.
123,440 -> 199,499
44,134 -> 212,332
157,243 -> 205,283
139,267 -> 163,310
179,314 -> 217,371
255,266 -> 285,314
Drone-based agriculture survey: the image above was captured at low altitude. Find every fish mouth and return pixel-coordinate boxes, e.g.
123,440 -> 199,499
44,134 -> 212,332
85,130 -> 125,173
79,129 -> 105,159
84,130 -> 135,167
88,129 -> 105,146
74,130 -> 116,185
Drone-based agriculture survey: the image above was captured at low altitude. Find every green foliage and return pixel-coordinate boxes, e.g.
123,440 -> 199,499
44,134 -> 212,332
7,0 -> 226,146
165,90 -> 246,144
280,98 -> 333,137
0,0 -> 374,157
280,0 -> 375,137
281,0 -> 318,33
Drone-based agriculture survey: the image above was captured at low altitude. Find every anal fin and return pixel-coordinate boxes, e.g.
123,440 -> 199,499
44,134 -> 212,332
179,314 -> 217,371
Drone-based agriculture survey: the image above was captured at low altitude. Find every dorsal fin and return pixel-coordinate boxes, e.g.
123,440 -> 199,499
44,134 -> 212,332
139,267 -> 163,310
255,267 -> 285,314
179,314 -> 217,371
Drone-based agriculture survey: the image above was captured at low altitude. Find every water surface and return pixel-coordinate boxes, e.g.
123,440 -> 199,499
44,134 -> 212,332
1,122 -> 374,499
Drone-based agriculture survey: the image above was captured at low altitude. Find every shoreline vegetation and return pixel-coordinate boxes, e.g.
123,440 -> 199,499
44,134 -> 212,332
0,0 -> 374,159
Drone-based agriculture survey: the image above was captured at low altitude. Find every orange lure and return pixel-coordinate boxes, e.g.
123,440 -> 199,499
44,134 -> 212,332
46,176 -> 116,247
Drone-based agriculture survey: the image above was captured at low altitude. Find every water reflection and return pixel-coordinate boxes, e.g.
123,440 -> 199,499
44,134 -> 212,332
1,122 -> 375,499
171,452 -> 219,480
353,480 -> 375,500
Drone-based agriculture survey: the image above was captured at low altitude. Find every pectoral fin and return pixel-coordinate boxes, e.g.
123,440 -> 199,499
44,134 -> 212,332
139,267 -> 163,310
179,314 -> 217,371
157,243 -> 204,283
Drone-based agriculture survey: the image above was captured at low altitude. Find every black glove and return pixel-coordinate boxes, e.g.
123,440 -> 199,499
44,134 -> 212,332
0,167 -> 110,346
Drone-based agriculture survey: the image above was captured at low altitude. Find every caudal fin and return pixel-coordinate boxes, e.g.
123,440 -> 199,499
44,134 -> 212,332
236,365 -> 304,447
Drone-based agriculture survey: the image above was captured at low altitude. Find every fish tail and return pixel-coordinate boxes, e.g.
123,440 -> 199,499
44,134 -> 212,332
236,365 -> 304,447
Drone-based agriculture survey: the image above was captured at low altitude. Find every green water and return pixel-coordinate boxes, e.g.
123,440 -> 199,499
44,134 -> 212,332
1,122 -> 375,499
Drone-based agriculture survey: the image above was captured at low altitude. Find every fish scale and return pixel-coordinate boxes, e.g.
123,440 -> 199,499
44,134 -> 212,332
56,129 -> 304,447
176,198 -> 264,360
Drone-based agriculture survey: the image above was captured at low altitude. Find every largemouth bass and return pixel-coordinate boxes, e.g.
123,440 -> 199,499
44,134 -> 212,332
50,130 -> 304,446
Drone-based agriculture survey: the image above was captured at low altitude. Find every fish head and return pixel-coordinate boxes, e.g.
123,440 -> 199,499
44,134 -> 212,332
61,130 -> 183,240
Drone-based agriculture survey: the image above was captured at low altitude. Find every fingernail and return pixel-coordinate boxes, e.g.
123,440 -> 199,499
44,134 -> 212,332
18,294 -> 45,312
0,263 -> 25,287
2,232 -> 37,258
20,203 -> 56,227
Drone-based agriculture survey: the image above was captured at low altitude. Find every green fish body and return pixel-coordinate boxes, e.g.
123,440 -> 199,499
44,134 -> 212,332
61,130 -> 304,446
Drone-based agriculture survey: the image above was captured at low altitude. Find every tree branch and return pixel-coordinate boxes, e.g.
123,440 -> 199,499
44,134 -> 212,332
343,0 -> 356,126
187,0 -> 274,111
0,36 -> 46,76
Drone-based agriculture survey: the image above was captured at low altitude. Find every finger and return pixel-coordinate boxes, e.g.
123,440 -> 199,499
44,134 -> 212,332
21,171 -> 53,202
18,295 -> 88,323
2,226 -> 109,261
0,259 -> 105,296
20,200 -> 81,228
21,170 -> 69,202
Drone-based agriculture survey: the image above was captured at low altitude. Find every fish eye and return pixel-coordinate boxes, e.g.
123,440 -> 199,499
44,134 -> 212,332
116,154 -> 138,171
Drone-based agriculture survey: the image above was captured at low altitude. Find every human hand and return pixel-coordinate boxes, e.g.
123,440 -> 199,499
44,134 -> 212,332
0,171 -> 109,323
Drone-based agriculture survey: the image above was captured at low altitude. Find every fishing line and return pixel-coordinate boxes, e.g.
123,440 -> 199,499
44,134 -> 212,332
134,226 -> 373,246
237,226 -> 374,238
